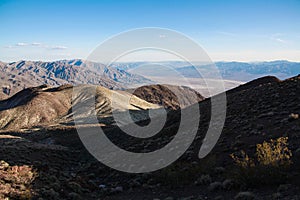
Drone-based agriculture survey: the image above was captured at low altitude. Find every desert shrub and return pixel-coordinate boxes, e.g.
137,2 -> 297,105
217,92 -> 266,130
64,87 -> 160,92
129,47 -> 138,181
230,150 -> 255,168
256,137 -> 292,167
229,137 -> 292,187
231,137 -> 292,168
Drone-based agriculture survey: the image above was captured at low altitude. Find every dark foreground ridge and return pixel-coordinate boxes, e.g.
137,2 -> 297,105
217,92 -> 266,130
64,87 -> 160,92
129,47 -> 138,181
0,75 -> 300,199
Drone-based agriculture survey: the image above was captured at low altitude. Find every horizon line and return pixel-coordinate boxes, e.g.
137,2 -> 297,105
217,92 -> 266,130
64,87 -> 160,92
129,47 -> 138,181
1,58 -> 300,64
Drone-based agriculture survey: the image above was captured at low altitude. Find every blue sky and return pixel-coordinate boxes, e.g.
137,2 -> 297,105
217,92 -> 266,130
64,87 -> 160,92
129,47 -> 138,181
0,0 -> 300,62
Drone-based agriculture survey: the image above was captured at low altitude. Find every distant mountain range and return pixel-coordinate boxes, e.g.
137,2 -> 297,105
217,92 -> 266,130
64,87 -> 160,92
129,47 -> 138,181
177,60 -> 300,81
0,59 -> 152,99
1,59 -> 299,100
112,60 -> 300,82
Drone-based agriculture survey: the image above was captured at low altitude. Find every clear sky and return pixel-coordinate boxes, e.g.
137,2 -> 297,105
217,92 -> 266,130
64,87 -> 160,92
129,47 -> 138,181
0,0 -> 300,62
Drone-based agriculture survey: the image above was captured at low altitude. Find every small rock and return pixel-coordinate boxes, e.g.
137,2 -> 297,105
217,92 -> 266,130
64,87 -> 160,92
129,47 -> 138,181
222,179 -> 235,190
0,160 -> 9,170
258,111 -> 274,118
196,195 -> 208,200
51,182 -> 61,192
164,197 -> 174,200
234,191 -> 255,200
277,184 -> 291,193
86,180 -> 97,188
42,188 -> 60,199
288,113 -> 299,121
87,173 -> 95,179
214,196 -> 224,200
257,124 -> 264,130
232,140 -> 244,148
143,183 -> 152,189
68,192 -> 81,200
208,182 -> 223,192
295,148 -> 300,156
179,196 -> 194,200
271,192 -> 281,199
195,174 -> 212,186
19,184 -> 27,191
147,178 -> 156,185
130,179 -> 141,188
115,186 -> 123,192
111,186 -> 123,193
214,167 -> 225,174
68,182 -> 83,193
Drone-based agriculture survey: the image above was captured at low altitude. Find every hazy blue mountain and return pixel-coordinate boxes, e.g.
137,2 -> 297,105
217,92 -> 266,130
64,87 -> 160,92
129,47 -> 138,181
112,60 -> 300,82
177,61 -> 300,81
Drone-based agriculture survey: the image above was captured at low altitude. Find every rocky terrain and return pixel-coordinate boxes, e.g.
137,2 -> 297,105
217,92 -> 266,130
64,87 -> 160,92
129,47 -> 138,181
0,60 -> 153,100
0,75 -> 300,199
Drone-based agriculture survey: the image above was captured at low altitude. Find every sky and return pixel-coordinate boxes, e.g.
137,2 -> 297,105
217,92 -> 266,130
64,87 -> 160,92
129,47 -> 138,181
0,0 -> 300,62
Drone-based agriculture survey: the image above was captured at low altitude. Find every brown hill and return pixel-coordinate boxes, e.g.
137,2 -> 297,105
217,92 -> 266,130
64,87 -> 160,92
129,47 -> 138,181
127,84 -> 205,110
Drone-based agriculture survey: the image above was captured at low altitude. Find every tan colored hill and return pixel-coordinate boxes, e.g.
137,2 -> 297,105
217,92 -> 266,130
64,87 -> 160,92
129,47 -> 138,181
0,84 -> 160,130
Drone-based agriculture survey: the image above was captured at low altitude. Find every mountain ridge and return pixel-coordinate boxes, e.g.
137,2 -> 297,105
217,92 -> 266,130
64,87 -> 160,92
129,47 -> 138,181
0,59 -> 153,100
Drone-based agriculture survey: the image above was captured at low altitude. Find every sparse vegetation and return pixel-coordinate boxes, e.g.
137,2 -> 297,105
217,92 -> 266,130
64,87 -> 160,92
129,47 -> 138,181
256,137 -> 292,167
231,137 -> 292,168
230,150 -> 255,168
230,137 -> 293,186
